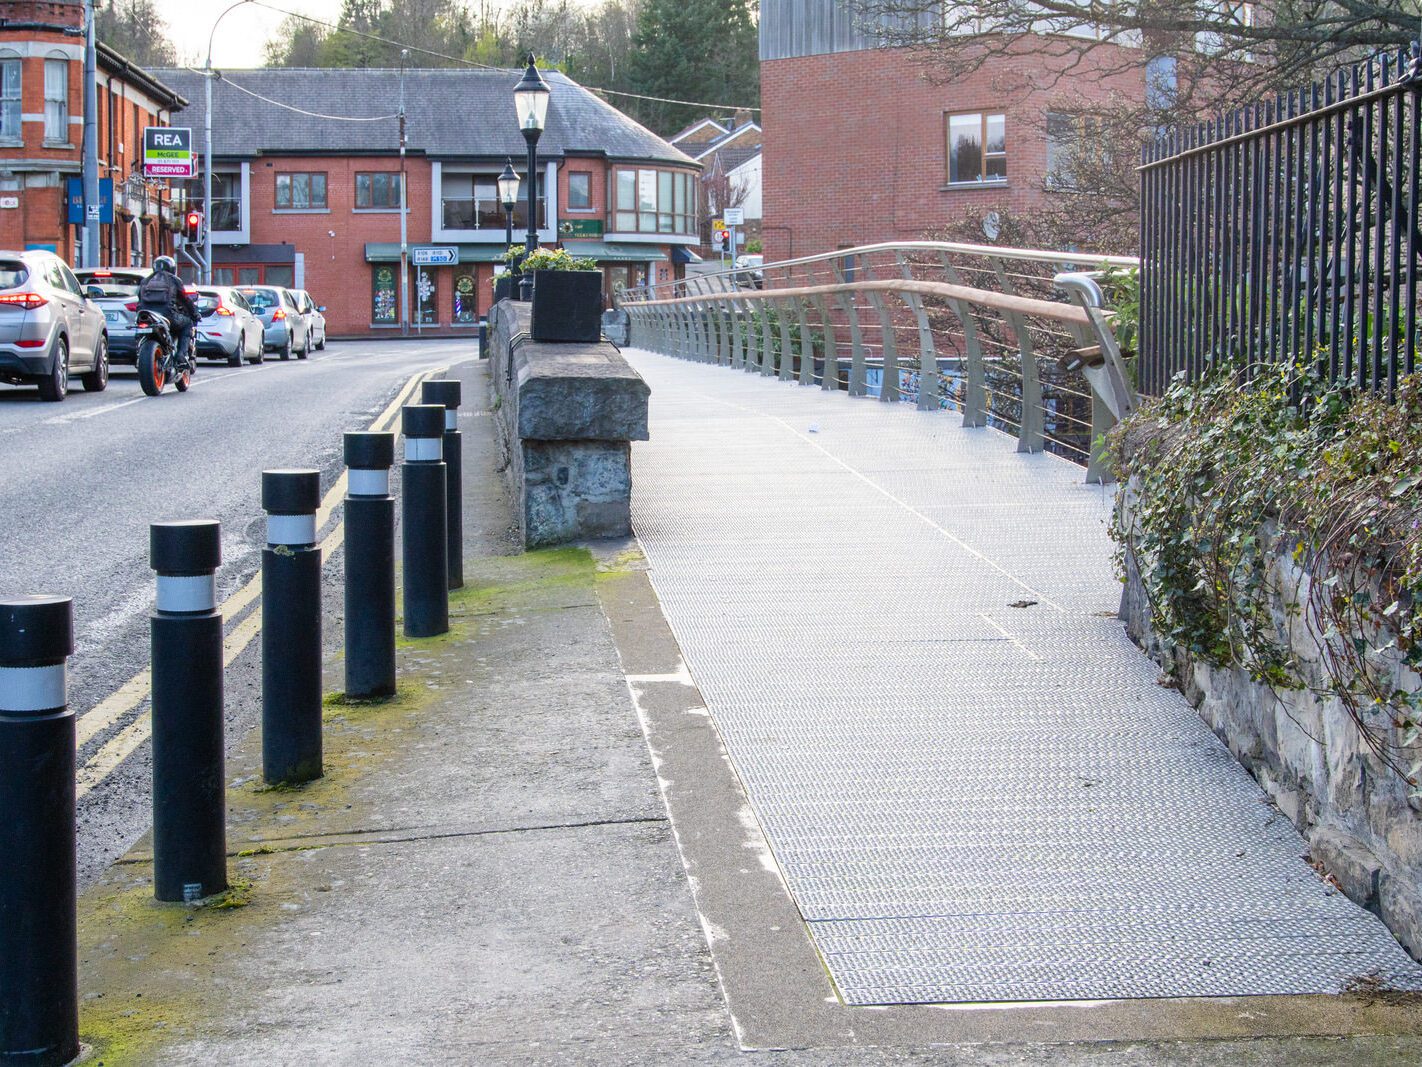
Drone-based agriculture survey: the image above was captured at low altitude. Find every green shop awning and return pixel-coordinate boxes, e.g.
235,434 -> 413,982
362,243 -> 508,264
562,241 -> 668,262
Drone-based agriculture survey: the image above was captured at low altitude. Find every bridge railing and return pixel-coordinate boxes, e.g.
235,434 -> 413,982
617,241 -> 1138,482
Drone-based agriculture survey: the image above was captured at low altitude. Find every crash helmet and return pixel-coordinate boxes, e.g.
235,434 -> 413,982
153,255 -> 177,274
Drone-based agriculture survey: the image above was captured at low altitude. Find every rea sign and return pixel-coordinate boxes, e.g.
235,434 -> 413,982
143,127 -> 194,178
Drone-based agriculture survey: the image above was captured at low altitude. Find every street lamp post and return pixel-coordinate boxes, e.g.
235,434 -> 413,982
497,159 -> 519,254
204,0 -> 255,284
512,55 -> 550,300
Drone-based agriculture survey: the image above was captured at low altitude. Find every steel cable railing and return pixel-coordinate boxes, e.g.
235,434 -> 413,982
618,241 -> 1137,482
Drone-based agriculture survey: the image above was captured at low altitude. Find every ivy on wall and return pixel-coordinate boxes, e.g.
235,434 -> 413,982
1108,363 -> 1422,792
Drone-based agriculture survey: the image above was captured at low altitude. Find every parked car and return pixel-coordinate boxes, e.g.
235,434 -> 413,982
0,249 -> 108,400
734,254 -> 764,289
74,267 -> 150,365
291,289 -> 326,350
235,286 -> 313,360
192,286 -> 265,366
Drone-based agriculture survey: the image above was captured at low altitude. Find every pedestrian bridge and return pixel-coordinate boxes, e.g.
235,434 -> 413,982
615,242 -> 1422,1005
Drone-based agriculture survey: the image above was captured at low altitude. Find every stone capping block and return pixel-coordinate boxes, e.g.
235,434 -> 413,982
489,300 -> 650,549
515,344 -> 650,443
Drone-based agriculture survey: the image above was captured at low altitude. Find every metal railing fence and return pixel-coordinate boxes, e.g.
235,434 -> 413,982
618,241 -> 1136,482
1140,46 -> 1422,398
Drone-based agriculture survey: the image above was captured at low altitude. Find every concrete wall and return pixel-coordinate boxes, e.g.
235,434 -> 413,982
1117,484 -> 1422,961
488,299 -> 649,548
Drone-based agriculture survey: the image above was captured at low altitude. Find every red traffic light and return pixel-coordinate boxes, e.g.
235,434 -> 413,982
183,211 -> 202,241
185,212 -> 200,227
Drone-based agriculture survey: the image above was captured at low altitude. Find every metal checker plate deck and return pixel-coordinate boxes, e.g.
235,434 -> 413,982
623,348 -> 1422,1006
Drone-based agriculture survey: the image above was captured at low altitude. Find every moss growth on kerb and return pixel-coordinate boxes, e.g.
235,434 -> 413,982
76,542 -> 607,1063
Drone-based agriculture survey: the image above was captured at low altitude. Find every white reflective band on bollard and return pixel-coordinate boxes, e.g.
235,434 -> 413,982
348,468 -> 390,497
405,438 -> 442,462
267,513 -> 318,546
155,574 -> 217,614
444,410 -> 457,430
0,663 -> 67,712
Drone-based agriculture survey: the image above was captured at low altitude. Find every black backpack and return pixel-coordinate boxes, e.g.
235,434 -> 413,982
139,272 -> 175,306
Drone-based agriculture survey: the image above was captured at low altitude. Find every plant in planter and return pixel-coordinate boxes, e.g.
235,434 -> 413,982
492,244 -> 526,303
524,246 -> 603,343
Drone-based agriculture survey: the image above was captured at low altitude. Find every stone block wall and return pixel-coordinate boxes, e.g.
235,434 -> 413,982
488,300 -> 649,548
1118,483 -> 1422,960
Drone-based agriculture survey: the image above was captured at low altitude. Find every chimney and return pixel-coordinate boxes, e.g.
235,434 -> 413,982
731,108 -> 752,131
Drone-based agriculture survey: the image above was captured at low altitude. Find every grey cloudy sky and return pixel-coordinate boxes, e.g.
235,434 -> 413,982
155,0 -> 344,68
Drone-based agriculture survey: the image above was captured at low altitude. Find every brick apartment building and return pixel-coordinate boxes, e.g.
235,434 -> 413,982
154,67 -> 701,338
0,1 -> 185,264
758,0 -> 1149,262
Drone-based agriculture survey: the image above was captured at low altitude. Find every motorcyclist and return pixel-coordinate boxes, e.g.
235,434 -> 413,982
137,256 -> 198,369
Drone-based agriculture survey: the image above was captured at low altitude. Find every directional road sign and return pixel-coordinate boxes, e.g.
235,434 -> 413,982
413,246 -> 459,266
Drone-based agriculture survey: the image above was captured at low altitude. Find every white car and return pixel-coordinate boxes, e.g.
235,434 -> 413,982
291,289 -> 326,350
192,286 -> 265,366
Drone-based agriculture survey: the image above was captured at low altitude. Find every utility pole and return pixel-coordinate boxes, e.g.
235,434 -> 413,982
398,50 -> 409,336
81,0 -> 99,267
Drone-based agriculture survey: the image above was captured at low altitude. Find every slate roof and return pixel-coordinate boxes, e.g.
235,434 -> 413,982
153,67 -> 697,167
710,146 -> 760,173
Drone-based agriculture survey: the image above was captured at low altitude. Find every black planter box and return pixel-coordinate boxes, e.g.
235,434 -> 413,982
494,275 -> 517,303
530,270 -> 603,343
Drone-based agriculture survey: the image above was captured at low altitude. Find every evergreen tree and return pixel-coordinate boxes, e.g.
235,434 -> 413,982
626,0 -> 758,134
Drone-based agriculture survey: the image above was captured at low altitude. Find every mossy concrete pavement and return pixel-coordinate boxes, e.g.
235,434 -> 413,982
71,363 -> 1422,1065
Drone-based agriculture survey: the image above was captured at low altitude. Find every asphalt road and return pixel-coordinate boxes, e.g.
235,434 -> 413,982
0,336 -> 475,886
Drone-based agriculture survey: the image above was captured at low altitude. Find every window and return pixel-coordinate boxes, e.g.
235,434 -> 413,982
0,55 -> 19,140
567,171 -> 591,210
439,171 -> 539,230
356,172 -> 402,209
1046,111 -> 1109,192
452,268 -> 477,323
265,265 -> 294,288
372,265 -> 397,323
276,172 -> 328,210
43,57 -> 68,143
611,168 -> 697,235
946,112 -> 1006,184
202,171 -> 243,231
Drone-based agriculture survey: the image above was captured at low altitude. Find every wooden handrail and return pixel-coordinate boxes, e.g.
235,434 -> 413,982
628,278 -> 1094,327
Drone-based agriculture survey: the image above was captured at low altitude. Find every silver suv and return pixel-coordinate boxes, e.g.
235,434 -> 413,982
0,250 -> 108,400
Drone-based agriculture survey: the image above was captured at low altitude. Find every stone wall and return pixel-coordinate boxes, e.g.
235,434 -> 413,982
1118,482 -> 1422,961
488,300 -> 650,548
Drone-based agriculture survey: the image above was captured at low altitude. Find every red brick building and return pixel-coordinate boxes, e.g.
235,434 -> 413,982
154,67 -> 701,338
759,4 -> 1150,261
0,1 -> 185,265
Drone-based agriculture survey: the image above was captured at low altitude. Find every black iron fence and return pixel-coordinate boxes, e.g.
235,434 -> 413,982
1140,47 -> 1422,398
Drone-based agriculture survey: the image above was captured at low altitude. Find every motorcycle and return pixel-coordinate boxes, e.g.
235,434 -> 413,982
135,308 -> 195,397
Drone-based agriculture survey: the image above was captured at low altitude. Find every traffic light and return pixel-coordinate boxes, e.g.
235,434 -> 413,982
183,211 -> 202,243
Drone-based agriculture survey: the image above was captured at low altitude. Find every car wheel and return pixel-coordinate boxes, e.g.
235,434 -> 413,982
37,336 -> 69,402
315,329 -> 325,351
297,330 -> 310,360
229,333 -> 244,368
279,332 -> 292,361
80,335 -> 109,392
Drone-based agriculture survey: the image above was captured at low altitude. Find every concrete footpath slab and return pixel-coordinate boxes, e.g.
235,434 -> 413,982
71,362 -> 1422,1065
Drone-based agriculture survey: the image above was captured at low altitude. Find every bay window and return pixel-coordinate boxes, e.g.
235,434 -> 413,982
611,168 -> 696,235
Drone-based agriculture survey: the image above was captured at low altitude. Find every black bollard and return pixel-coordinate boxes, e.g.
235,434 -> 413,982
401,404 -> 449,638
150,520 -> 228,903
343,431 -> 396,699
261,469 -> 323,784
421,378 -> 464,590
0,596 -> 77,1067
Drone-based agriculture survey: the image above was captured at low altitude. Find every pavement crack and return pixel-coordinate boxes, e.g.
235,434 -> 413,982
116,814 -> 672,865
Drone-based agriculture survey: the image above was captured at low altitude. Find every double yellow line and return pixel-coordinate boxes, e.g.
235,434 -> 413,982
74,365 -> 444,801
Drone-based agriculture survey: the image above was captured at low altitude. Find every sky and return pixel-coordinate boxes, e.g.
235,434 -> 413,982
155,0 -> 344,69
